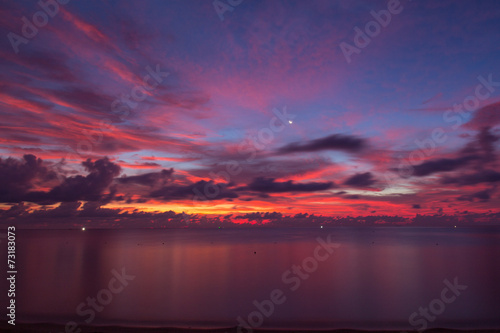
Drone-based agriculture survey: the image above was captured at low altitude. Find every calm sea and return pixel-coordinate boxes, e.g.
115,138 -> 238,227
3,227 -> 500,330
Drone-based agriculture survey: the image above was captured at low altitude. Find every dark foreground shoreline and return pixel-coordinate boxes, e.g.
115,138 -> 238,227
1,323 -> 500,333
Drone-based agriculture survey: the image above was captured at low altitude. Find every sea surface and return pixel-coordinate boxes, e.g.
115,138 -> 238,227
2,227 -> 500,331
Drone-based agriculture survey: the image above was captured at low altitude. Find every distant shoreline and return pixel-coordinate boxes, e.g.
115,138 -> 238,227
8,224 -> 500,230
1,323 -> 500,333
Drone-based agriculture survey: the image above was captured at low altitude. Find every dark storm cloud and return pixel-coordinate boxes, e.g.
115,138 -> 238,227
247,177 -> 334,193
442,170 -> 500,186
0,155 -> 121,204
0,154 -> 55,203
33,157 -> 122,203
457,189 -> 493,202
344,172 -> 376,187
412,155 -> 478,177
412,204 -> 421,209
118,168 -> 174,186
0,155 -> 237,204
277,134 -> 367,154
1,156 -> 122,204
189,156 -> 332,186
39,201 -> 82,217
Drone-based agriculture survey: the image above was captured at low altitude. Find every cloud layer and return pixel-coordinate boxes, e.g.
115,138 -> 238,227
1,1 -> 499,222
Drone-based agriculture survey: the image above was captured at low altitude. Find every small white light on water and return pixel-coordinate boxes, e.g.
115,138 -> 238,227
82,227 -> 86,231
320,226 -> 323,229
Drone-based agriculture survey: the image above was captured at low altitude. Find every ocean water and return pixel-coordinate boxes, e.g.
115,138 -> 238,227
3,227 -> 500,330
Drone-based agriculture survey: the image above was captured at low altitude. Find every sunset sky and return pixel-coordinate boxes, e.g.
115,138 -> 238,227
1,0 -> 500,221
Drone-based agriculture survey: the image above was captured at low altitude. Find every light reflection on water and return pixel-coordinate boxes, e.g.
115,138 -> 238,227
5,227 -> 500,330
